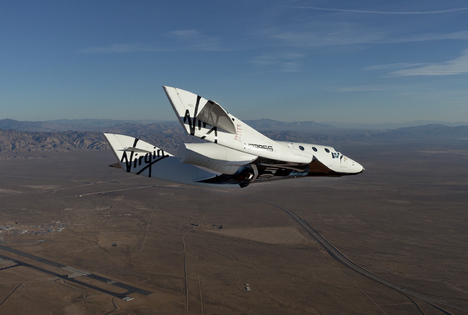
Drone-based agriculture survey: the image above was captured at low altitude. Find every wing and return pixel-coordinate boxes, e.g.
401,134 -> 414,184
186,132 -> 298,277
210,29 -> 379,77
104,133 -> 241,187
163,86 -> 312,164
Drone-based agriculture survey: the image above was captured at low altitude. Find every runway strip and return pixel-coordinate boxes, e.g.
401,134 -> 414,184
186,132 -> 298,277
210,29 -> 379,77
0,244 -> 151,300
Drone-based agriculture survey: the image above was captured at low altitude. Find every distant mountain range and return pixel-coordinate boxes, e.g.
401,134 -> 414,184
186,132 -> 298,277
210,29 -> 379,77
1,118 -> 467,133
245,119 -> 335,132
0,118 -> 336,133
0,118 -> 162,132
324,120 -> 468,130
0,130 -> 108,153
0,118 -> 467,154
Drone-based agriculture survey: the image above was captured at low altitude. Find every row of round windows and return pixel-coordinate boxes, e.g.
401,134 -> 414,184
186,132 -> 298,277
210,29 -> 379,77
298,145 -> 330,153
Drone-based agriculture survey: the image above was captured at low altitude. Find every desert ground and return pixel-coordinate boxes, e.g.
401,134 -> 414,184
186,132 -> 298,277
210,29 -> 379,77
0,139 -> 467,314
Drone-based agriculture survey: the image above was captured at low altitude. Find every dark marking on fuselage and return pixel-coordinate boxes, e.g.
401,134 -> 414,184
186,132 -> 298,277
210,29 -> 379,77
246,143 -> 274,152
201,127 -> 218,144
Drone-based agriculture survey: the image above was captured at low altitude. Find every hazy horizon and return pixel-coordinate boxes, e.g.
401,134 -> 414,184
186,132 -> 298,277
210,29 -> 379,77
2,116 -> 468,131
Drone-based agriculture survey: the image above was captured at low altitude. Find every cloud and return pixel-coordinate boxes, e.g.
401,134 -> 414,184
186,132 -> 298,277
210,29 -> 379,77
259,18 -> 390,48
337,85 -> 387,92
79,29 -> 223,54
79,43 -> 163,54
167,29 -> 222,51
286,6 -> 468,15
169,29 -> 201,39
265,26 -> 468,49
389,30 -> 468,44
257,5 -> 468,49
365,63 -> 426,71
250,52 -> 304,72
391,49 -> 468,76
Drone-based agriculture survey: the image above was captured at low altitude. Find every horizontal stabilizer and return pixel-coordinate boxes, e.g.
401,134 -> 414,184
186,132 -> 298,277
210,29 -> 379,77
196,100 -> 236,134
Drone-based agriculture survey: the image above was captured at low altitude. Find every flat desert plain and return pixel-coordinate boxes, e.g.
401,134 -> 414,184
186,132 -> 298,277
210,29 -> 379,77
0,140 -> 467,314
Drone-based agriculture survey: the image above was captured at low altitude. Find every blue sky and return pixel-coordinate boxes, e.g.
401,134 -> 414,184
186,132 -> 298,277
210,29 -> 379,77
1,1 -> 468,123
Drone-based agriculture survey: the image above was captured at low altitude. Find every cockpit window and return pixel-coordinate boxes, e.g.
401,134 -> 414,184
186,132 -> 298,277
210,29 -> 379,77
325,148 -> 330,153
312,147 -> 317,152
299,145 -> 304,151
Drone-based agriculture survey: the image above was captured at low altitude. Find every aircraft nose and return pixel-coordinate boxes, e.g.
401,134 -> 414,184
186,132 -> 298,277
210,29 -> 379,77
357,163 -> 365,173
344,156 -> 365,174
350,163 -> 364,174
